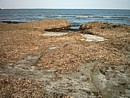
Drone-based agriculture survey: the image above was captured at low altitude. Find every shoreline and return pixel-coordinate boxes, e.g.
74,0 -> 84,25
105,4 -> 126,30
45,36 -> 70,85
0,19 -> 130,98
1,20 -> 130,30
0,21 -> 26,24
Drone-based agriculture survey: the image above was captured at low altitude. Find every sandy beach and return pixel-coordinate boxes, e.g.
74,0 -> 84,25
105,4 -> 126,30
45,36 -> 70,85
0,19 -> 130,98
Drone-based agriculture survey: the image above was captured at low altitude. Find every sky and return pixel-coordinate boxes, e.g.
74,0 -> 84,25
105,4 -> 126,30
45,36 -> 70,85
0,0 -> 130,9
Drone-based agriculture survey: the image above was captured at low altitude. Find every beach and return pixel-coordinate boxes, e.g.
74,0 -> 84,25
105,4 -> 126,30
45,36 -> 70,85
0,19 -> 130,98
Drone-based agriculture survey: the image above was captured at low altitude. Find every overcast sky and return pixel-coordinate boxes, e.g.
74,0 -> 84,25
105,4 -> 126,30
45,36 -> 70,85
0,0 -> 130,9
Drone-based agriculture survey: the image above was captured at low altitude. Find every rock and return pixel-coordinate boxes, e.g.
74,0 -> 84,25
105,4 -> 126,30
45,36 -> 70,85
18,19 -> 71,31
80,21 -> 121,30
42,32 -> 68,37
92,65 -> 130,98
79,22 -> 130,38
81,34 -> 106,42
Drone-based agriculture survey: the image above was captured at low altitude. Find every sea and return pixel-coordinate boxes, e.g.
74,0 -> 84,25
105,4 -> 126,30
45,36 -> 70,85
0,9 -> 130,28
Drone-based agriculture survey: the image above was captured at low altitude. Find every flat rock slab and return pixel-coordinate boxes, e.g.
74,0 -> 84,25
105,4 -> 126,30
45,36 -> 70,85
81,34 -> 106,42
42,32 -> 68,37
0,55 -> 101,98
42,31 -> 106,42
0,53 -> 130,98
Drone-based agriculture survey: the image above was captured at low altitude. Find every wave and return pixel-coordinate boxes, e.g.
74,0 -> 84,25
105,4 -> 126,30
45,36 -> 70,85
76,15 -> 129,18
45,15 -> 76,18
43,14 -> 130,20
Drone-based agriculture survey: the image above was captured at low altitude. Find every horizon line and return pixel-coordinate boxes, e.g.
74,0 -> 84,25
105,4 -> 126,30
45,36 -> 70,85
1,8 -> 130,10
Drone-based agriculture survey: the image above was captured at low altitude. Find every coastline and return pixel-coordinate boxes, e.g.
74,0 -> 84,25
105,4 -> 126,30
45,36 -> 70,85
1,9 -> 130,29
0,19 -> 130,98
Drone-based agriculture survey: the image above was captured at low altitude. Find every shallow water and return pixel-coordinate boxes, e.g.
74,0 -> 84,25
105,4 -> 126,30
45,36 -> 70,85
0,9 -> 130,28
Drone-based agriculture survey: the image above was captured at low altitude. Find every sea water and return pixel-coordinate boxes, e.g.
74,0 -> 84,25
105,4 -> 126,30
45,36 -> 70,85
0,9 -> 130,28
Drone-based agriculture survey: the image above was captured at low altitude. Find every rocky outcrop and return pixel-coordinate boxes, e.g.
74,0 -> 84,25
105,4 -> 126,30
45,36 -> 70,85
17,19 -> 71,31
80,21 -> 121,30
0,19 -> 71,31
80,21 -> 130,38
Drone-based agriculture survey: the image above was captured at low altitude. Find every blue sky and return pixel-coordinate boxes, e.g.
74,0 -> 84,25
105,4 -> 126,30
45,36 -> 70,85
0,0 -> 130,9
